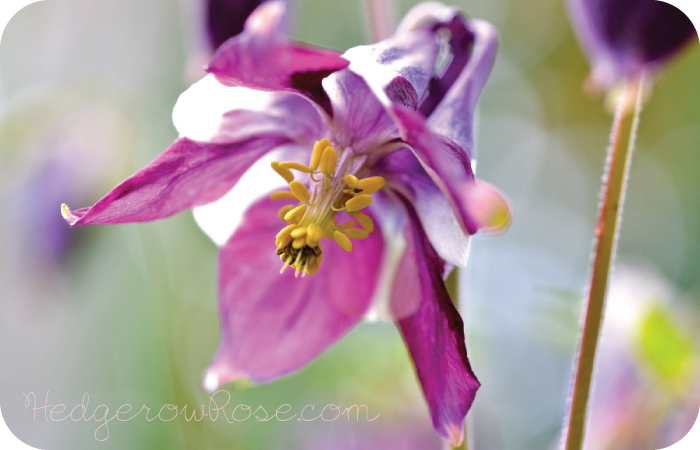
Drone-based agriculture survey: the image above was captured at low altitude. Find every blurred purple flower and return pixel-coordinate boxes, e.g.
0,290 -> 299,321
205,0 -> 267,51
567,0 -> 697,90
62,1 -> 509,444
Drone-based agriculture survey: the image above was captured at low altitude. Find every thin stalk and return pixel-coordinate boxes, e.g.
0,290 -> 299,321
445,269 -> 468,450
563,75 -> 645,450
362,0 -> 396,42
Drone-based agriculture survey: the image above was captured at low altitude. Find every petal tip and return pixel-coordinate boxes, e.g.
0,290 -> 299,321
446,422 -> 465,447
201,370 -> 221,393
202,367 -> 256,392
60,203 -> 78,226
466,181 -> 512,235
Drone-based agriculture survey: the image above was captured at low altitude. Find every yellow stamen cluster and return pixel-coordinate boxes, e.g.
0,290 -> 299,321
269,139 -> 384,277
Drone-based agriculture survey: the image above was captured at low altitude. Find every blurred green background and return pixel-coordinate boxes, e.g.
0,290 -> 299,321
1,0 -> 699,449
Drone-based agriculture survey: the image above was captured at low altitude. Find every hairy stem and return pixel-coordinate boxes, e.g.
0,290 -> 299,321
563,75 -> 645,450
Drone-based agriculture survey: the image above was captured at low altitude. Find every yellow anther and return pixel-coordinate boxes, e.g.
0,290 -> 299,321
310,139 -> 331,171
353,212 -> 375,232
289,181 -> 311,203
346,194 -> 373,212
270,191 -> 297,200
279,162 -> 313,173
275,223 -> 297,246
292,237 -> 306,249
344,228 -> 369,239
306,261 -> 320,275
322,226 -> 335,240
319,145 -> 337,176
271,162 -> 294,183
358,176 -> 385,195
284,204 -> 308,221
344,174 -> 361,189
336,221 -> 356,230
278,205 -> 295,220
291,226 -> 308,238
277,234 -> 293,248
307,223 -> 323,242
333,230 -> 353,251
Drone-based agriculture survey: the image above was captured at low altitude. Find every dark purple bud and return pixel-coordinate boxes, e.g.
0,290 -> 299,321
206,0 -> 268,50
567,0 -> 697,89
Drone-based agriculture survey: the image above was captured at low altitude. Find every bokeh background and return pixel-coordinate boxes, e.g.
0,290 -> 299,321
1,0 -> 699,449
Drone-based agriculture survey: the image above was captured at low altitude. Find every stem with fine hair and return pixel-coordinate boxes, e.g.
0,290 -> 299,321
563,74 -> 646,450
445,269 -> 469,450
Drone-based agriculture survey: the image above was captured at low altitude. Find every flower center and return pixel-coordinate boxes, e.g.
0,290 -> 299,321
270,139 -> 385,277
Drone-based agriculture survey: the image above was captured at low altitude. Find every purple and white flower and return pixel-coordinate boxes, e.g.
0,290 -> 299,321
61,2 -> 509,444
566,0 -> 697,90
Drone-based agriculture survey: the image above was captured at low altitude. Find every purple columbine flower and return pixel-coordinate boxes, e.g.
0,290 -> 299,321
61,1 -> 509,444
567,0 -> 697,90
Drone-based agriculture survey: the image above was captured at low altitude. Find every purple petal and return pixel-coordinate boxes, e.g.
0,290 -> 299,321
66,136 -> 288,226
567,0 -> 696,89
341,29 -> 440,110
390,107 -> 479,235
425,20 -> 497,159
375,147 -> 470,267
213,92 -> 325,146
206,196 -> 384,385
322,70 -> 401,154
394,200 -> 479,446
206,1 -> 349,117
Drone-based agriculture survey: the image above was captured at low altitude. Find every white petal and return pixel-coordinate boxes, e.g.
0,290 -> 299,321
364,204 -> 407,322
172,74 -> 273,142
192,149 -> 289,246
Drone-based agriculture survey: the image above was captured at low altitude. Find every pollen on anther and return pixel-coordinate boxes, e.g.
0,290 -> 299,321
271,161 -> 294,183
292,237 -> 306,249
279,162 -> 313,173
320,145 -> 337,176
284,204 -> 308,221
278,205 -> 295,220
271,191 -> 297,200
276,223 -> 296,246
291,226 -> 308,238
333,230 -> 352,252
344,228 -> 369,239
358,176 -> 385,195
336,220 -> 356,230
310,139 -> 330,171
344,174 -> 361,189
289,181 -> 311,203
307,223 -> 323,242
353,212 -> 375,232
346,195 -> 373,212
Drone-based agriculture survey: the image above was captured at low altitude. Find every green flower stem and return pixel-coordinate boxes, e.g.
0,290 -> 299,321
363,0 -> 396,42
563,75 -> 645,450
446,269 -> 468,450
